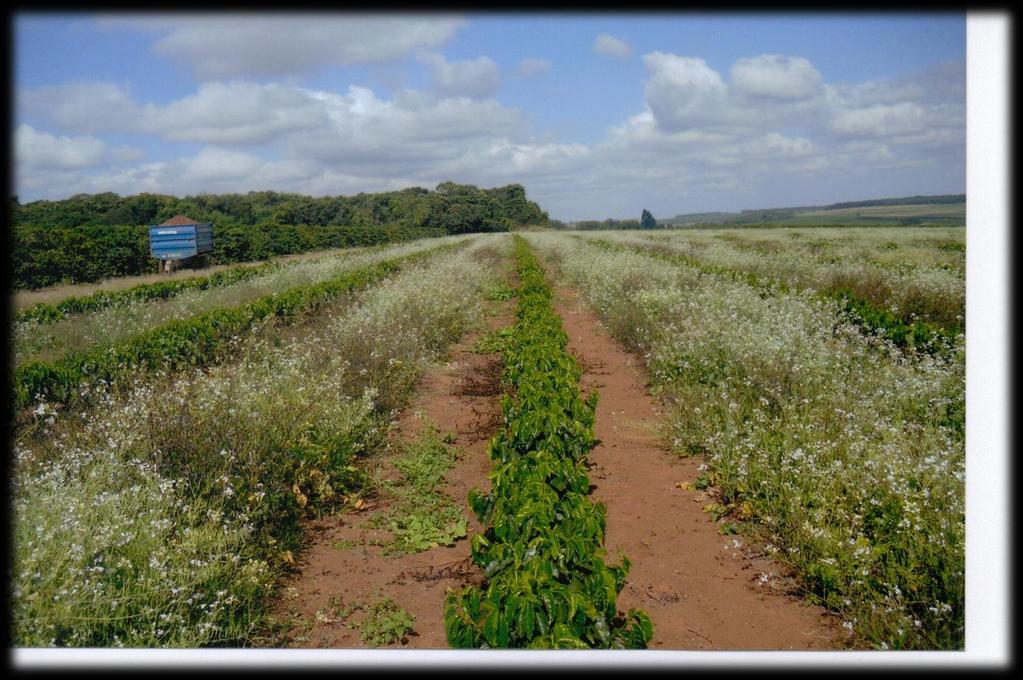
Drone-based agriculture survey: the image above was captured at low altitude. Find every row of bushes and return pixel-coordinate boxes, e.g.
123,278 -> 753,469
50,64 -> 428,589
13,243 -> 457,412
14,260 -> 286,325
588,238 -> 959,354
10,222 -> 444,290
443,237 -> 652,648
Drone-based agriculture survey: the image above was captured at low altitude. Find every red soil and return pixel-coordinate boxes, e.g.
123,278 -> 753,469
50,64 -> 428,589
270,252 -> 845,651
551,282 -> 846,650
270,299 -> 513,649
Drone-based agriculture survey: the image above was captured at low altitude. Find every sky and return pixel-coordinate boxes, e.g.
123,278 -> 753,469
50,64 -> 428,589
13,12 -> 966,221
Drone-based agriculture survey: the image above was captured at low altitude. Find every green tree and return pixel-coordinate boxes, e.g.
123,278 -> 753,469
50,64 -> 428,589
640,209 -> 657,229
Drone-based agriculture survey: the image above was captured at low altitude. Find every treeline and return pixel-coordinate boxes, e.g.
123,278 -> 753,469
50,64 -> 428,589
662,193 -> 966,225
827,194 -> 965,210
10,182 -> 548,289
549,218 -> 652,231
11,223 -> 441,290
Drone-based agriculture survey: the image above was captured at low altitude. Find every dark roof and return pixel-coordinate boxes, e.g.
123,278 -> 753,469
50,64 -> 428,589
159,214 -> 198,226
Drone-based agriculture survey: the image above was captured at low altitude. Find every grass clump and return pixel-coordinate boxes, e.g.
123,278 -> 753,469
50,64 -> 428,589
367,427 -> 467,557
350,597 -> 417,647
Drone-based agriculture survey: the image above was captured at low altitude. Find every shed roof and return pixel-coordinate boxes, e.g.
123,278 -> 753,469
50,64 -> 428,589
159,214 -> 198,226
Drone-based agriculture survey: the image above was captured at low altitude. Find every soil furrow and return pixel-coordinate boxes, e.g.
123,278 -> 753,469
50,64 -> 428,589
270,298 -> 514,649
550,282 -> 847,650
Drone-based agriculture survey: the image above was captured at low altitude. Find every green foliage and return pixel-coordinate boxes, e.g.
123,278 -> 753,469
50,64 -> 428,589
640,209 -> 657,229
349,597 -> 417,646
444,237 -> 652,649
15,260 -> 284,325
13,245 -> 456,411
367,428 -> 467,556
589,237 -> 960,356
573,218 -> 643,231
12,183 -> 547,289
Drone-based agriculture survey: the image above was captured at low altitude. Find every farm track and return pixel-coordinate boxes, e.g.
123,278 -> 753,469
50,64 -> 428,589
548,277 -> 846,650
270,289 -> 515,648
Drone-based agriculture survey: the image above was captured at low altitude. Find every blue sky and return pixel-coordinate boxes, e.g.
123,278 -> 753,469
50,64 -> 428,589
14,12 -> 965,220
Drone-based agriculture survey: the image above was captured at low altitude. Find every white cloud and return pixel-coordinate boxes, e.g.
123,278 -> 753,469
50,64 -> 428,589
184,147 -> 264,181
731,54 -> 823,100
642,52 -> 728,131
593,33 -> 631,60
142,81 -> 329,144
418,52 -> 501,99
20,82 -> 139,133
830,102 -> 925,137
517,57 -> 551,77
21,81 -> 329,146
15,44 -> 964,220
98,14 -> 464,79
16,124 -> 107,170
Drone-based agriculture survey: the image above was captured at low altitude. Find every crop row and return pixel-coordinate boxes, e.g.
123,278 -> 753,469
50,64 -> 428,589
14,260 -> 288,325
12,243 -> 459,412
444,236 -> 652,649
11,241 -> 499,646
532,232 -> 963,649
584,236 -> 959,354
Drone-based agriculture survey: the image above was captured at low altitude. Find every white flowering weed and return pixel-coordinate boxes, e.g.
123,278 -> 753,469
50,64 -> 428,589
11,235 -> 506,647
528,232 -> 964,650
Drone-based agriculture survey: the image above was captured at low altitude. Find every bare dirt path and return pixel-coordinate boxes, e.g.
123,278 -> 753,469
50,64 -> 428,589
269,295 -> 514,649
550,282 -> 847,650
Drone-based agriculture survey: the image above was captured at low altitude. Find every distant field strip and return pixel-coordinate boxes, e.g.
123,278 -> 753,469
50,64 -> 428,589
584,229 -> 964,353
13,240 -> 465,411
529,232 -> 964,650
11,238 -> 502,647
13,237 -> 464,366
444,236 -> 652,649
13,259 -> 293,325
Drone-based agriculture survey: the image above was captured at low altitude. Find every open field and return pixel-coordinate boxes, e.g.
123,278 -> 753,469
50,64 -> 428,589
796,203 -> 965,222
662,200 -> 965,227
9,228 -> 964,650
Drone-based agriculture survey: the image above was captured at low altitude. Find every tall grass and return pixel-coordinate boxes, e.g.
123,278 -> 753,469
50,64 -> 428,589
528,232 -> 964,650
11,236 -> 507,647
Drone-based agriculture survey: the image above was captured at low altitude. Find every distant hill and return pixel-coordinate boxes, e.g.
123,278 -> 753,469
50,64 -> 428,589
661,194 -> 965,227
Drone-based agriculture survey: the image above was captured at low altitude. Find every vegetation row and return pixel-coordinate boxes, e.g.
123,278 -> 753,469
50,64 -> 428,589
444,236 -> 653,648
587,238 -> 959,354
13,243 -> 458,412
14,259 -> 287,325
534,232 -> 963,649
11,242 -> 495,646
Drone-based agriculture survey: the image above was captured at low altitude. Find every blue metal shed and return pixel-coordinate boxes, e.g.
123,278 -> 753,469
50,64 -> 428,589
149,215 -> 214,261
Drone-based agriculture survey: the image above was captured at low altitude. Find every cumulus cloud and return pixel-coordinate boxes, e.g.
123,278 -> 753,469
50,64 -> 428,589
289,85 -> 528,172
593,33 -> 631,60
730,54 -> 823,100
517,57 -> 551,77
829,102 -> 925,137
143,81 -> 329,144
417,52 -> 501,99
97,14 -> 464,80
643,52 -> 728,131
16,124 -> 107,170
21,81 -> 329,145
15,42 -> 964,219
20,82 -> 139,133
